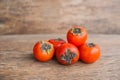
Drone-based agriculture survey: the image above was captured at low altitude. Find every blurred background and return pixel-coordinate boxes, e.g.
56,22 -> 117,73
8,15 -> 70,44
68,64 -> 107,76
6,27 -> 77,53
0,0 -> 120,35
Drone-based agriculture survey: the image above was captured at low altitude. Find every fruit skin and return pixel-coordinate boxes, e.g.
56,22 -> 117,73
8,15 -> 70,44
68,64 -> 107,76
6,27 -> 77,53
33,41 -> 54,62
67,26 -> 88,46
48,38 -> 66,50
78,43 -> 100,63
56,43 -> 79,65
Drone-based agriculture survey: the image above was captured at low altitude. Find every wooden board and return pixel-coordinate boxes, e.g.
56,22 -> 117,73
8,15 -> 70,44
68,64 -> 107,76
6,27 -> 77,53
0,34 -> 120,80
0,0 -> 120,34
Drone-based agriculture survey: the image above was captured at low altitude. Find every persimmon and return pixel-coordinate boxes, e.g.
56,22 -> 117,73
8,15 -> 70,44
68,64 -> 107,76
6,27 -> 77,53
67,26 -> 88,46
79,43 -> 100,63
56,43 -> 79,65
33,41 -> 54,62
48,38 -> 66,50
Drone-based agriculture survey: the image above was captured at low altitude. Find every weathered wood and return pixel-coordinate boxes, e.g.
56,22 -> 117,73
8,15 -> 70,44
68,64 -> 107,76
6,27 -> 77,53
0,34 -> 120,80
0,0 -> 120,34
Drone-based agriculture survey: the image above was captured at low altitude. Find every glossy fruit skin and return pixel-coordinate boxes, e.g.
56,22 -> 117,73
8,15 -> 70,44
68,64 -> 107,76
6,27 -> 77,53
67,26 -> 88,46
79,43 -> 100,63
33,41 -> 54,62
56,43 -> 79,65
48,38 -> 66,50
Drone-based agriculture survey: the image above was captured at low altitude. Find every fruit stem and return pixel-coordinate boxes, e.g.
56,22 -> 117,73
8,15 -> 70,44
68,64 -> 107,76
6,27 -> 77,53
87,43 -> 95,47
41,42 -> 51,54
71,28 -> 82,35
60,48 -> 76,64
54,38 -> 63,41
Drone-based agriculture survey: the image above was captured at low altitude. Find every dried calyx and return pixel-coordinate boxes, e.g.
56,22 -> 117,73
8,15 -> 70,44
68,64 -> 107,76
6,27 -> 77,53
60,48 -> 76,64
87,43 -> 95,47
54,38 -> 63,41
71,28 -> 82,35
40,41 -> 51,54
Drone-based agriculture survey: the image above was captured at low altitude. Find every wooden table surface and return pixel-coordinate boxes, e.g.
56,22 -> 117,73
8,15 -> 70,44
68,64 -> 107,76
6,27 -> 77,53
0,34 -> 120,80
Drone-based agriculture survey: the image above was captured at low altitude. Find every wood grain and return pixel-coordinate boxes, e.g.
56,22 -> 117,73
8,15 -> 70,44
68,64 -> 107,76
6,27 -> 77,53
0,34 -> 120,80
0,0 -> 120,34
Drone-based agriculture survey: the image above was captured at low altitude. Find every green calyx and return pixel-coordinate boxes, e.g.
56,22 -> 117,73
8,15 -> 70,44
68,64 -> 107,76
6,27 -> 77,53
54,38 -> 63,42
71,28 -> 82,35
40,41 -> 52,54
60,48 -> 76,64
87,43 -> 95,47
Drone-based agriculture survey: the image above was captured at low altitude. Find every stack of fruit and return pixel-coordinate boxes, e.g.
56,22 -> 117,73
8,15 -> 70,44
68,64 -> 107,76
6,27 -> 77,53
33,26 -> 101,65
